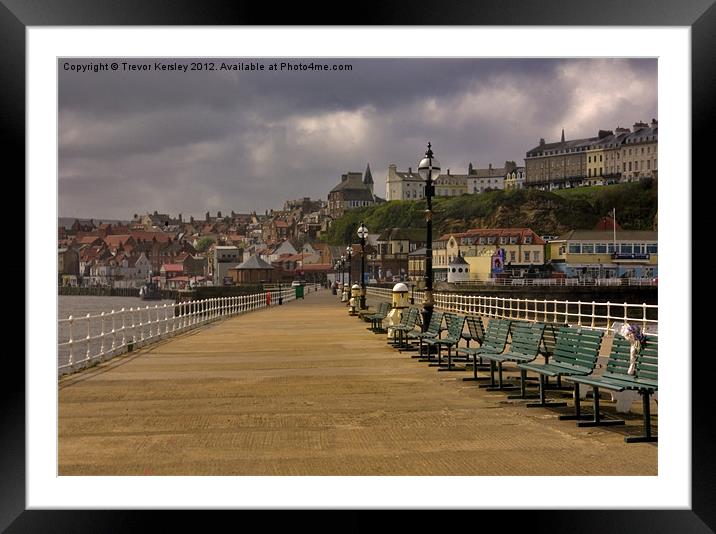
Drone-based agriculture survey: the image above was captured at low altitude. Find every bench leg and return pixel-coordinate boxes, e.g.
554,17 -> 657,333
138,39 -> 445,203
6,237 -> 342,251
486,361 -> 519,391
478,360 -> 499,389
526,374 -> 568,408
624,390 -> 657,443
507,369 -> 540,400
462,353 -> 489,381
559,383 -> 593,420
577,386 -> 625,427
438,346 -> 464,372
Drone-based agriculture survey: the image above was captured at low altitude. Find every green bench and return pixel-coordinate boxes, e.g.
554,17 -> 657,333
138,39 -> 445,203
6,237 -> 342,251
455,318 -> 512,381
424,313 -> 466,371
365,301 -> 390,333
407,310 -> 445,359
388,307 -> 421,350
460,315 -> 485,349
479,321 -> 546,394
518,326 -> 604,408
563,334 -> 658,443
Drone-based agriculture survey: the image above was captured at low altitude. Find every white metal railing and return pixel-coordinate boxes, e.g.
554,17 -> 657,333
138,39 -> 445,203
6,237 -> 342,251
58,284 -> 322,376
365,287 -> 657,335
453,277 -> 657,287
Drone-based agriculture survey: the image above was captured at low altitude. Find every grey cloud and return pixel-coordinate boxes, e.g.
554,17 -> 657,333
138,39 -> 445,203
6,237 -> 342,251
58,58 -> 657,219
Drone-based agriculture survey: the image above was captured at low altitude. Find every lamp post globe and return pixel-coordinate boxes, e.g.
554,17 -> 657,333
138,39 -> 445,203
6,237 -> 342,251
418,142 -> 440,331
357,222 -> 368,309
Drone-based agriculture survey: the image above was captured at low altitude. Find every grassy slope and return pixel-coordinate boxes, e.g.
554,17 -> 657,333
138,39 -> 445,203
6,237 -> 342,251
323,180 -> 657,245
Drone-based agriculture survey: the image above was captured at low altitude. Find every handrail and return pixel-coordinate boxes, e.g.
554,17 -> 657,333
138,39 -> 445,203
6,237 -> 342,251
365,287 -> 657,336
58,284 -> 322,376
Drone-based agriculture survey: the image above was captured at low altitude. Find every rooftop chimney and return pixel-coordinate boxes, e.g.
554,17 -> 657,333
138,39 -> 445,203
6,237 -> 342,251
539,138 -> 545,146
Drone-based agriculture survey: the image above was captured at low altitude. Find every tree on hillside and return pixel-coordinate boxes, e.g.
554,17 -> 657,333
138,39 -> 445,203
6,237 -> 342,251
195,236 -> 215,253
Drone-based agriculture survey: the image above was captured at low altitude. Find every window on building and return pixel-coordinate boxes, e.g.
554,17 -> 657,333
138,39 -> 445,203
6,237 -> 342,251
607,243 -> 617,253
487,237 -> 495,244
600,155 -> 603,162
509,236 -> 517,244
646,243 -> 658,254
533,251 -> 541,263
582,243 -> 594,253
595,243 -> 607,253
500,237 -> 508,244
588,156 -> 591,163
568,243 -> 581,254
523,251 -> 530,262
628,162 -> 632,171
524,236 -> 532,244
510,251 -> 516,261
620,243 -> 634,254
647,160 -> 651,170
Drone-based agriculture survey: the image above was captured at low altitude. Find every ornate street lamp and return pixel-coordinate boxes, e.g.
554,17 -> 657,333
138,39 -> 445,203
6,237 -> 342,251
357,222 -> 369,309
418,142 -> 440,331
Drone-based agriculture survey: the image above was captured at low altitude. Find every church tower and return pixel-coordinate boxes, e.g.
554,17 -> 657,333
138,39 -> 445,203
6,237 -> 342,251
363,163 -> 374,196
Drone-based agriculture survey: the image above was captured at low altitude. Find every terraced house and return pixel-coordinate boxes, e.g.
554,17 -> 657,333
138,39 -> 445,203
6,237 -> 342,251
525,120 -> 658,189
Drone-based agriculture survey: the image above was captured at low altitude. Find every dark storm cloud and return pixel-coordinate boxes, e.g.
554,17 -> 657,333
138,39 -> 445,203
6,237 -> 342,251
58,58 -> 657,219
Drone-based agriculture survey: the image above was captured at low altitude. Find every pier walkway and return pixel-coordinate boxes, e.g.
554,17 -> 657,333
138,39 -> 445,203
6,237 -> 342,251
59,289 -> 657,475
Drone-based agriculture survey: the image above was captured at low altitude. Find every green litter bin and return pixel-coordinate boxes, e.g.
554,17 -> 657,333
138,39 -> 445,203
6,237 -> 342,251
295,284 -> 304,299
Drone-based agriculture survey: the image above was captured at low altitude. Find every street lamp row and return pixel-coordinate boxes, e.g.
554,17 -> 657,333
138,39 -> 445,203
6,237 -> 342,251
336,141 -> 437,325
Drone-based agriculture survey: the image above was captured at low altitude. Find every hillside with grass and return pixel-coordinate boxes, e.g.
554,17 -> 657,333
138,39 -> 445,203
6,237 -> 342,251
323,180 -> 657,245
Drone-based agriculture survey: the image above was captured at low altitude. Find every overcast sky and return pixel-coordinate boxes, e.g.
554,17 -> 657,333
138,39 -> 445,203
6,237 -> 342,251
59,58 -> 657,220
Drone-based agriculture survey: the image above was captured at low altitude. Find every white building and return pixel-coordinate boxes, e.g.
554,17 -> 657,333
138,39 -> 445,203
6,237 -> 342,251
467,162 -> 511,194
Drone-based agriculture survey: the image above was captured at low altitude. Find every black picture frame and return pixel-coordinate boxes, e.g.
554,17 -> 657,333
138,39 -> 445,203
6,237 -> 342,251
4,0 -> 708,530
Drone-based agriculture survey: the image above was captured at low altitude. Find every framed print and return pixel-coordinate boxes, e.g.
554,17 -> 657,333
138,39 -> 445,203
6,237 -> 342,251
4,0 -> 711,530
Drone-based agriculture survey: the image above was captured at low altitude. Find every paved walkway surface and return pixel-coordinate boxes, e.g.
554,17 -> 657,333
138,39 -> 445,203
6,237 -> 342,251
59,289 -> 657,475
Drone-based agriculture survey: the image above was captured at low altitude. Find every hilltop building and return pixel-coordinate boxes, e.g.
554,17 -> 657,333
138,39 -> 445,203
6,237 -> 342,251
327,164 -> 383,218
525,120 -> 658,190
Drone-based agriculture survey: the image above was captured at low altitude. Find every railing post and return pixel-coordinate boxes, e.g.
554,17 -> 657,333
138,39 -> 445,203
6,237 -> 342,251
68,315 -> 74,367
120,308 -> 126,348
591,301 -> 596,329
111,310 -> 116,352
85,313 -> 91,363
99,312 -> 105,359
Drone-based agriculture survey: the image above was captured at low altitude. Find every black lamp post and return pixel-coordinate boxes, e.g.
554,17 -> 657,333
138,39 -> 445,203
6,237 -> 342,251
339,255 -> 345,287
418,142 -> 441,331
357,222 -> 368,309
346,246 -> 352,288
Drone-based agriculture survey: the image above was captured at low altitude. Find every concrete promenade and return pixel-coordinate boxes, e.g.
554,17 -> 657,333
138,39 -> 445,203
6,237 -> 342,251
59,289 -> 657,476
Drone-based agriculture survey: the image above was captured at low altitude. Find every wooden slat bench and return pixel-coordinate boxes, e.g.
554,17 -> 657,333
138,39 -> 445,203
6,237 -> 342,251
455,318 -> 512,382
424,313 -> 466,371
364,301 -> 390,333
517,326 -> 604,408
479,321 -> 546,394
407,311 -> 445,359
388,307 -> 421,350
562,334 -> 658,443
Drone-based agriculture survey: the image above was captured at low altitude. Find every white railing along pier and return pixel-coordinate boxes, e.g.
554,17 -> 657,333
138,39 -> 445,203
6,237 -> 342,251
365,287 -> 657,335
58,284 -> 322,376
